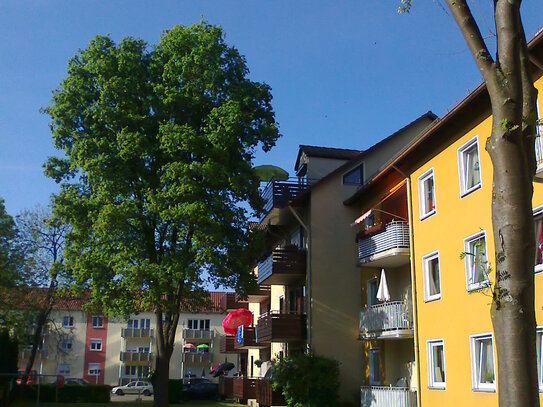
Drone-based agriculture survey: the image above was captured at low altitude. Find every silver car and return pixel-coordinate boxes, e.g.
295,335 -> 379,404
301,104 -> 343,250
111,380 -> 153,396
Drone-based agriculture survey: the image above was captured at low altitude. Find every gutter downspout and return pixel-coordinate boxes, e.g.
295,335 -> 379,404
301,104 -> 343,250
392,165 -> 421,407
287,205 -> 312,350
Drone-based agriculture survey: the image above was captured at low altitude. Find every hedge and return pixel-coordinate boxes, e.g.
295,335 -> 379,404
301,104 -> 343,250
168,380 -> 184,403
16,384 -> 111,403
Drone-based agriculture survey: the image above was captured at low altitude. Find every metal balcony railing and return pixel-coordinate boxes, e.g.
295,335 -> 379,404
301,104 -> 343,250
360,386 -> 416,407
121,328 -> 154,339
535,125 -> 543,171
359,301 -> 412,336
358,221 -> 409,262
182,329 -> 214,340
260,179 -> 308,221
182,352 -> 213,364
119,351 -> 153,363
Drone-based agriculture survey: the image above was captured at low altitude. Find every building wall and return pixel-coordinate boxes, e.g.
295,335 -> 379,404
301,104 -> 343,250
410,76 -> 543,407
83,314 -> 108,384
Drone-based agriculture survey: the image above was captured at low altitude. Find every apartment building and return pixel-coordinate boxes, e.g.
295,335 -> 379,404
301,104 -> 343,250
218,112 -> 436,406
17,290 -> 238,386
345,28 -> 543,407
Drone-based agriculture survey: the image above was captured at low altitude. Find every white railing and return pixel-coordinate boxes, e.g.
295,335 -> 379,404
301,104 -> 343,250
535,125 -> 543,169
358,221 -> 409,262
360,386 -> 416,407
359,301 -> 412,335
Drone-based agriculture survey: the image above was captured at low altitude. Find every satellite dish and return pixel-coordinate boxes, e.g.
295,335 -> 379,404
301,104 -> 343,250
254,165 -> 289,182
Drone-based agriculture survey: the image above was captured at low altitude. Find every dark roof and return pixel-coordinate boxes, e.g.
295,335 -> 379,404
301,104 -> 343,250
294,145 -> 363,171
344,30 -> 543,206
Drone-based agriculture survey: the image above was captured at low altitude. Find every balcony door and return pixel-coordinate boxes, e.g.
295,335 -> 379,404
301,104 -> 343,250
367,278 -> 378,307
369,348 -> 381,385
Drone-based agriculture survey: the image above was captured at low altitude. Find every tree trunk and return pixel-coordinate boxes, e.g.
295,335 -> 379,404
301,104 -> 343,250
22,308 -> 49,385
153,310 -> 180,407
153,354 -> 171,407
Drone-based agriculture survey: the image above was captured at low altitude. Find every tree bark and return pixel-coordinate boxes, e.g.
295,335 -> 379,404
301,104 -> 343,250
446,0 -> 540,405
153,310 -> 180,407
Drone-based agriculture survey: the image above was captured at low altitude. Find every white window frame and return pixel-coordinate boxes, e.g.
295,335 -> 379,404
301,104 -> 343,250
427,339 -> 446,389
470,333 -> 496,392
463,231 -> 490,291
457,136 -> 482,197
92,315 -> 103,328
88,363 -> 101,376
422,251 -> 441,302
418,168 -> 436,220
89,338 -> 102,351
62,316 -> 74,328
58,363 -> 70,376
537,327 -> 543,392
534,206 -> 543,273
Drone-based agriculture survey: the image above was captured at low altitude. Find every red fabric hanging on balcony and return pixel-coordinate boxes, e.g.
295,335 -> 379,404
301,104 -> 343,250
222,309 -> 253,335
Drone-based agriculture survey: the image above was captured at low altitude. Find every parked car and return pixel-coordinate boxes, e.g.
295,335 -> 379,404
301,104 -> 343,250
111,381 -> 153,396
182,377 -> 211,390
182,382 -> 219,401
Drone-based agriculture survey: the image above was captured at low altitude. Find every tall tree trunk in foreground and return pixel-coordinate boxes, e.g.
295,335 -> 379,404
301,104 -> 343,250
447,1 -> 539,405
153,311 -> 180,407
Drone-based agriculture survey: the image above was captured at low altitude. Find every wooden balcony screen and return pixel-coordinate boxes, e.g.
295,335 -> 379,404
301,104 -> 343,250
260,180 -> 308,221
256,311 -> 306,343
257,379 -> 286,407
220,335 -> 247,354
233,377 -> 258,400
219,376 -> 234,398
233,326 -> 268,349
257,247 -> 306,285
220,292 -> 248,311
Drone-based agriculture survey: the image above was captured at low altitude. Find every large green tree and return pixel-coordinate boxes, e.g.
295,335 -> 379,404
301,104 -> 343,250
45,22 -> 278,407
401,1 -> 540,406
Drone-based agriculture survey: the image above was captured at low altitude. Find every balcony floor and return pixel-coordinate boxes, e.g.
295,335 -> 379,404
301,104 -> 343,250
358,247 -> 410,268
360,328 -> 414,340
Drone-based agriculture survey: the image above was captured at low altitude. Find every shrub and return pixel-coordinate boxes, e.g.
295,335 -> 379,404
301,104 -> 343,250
271,353 -> 340,407
168,379 -> 184,403
15,384 -> 111,403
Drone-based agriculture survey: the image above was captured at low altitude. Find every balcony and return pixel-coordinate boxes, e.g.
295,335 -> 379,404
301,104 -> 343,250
358,221 -> 410,268
233,377 -> 258,401
360,386 -> 416,407
247,285 -> 271,302
257,247 -> 306,285
120,351 -> 153,364
234,326 -> 269,349
257,379 -> 286,407
182,352 -> 213,364
359,301 -> 413,340
220,292 -> 248,312
260,179 -> 308,224
219,376 -> 234,399
182,329 -> 214,341
220,335 -> 247,354
121,328 -> 154,339
256,311 -> 306,343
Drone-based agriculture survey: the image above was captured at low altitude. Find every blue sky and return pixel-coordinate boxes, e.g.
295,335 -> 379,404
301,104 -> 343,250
1,0 -> 541,215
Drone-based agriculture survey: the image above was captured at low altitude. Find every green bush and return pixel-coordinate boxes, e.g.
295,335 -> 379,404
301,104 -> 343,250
168,379 -> 184,403
15,384 -> 111,403
271,353 -> 340,407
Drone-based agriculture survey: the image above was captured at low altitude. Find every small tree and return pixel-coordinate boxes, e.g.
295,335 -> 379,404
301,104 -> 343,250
44,22 -> 279,407
271,353 -> 341,407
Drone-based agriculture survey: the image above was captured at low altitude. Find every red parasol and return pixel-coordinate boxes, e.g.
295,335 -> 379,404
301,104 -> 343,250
184,343 -> 196,350
222,309 -> 253,335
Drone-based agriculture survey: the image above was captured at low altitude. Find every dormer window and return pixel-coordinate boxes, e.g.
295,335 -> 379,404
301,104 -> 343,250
343,164 -> 364,185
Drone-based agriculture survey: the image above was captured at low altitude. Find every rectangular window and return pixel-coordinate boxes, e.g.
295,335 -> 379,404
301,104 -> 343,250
343,164 -> 364,185
464,231 -> 489,290
418,169 -> 436,219
537,328 -> 543,391
61,338 -> 72,352
535,212 -> 543,273
423,251 -> 441,301
59,363 -> 70,376
369,348 -> 380,385
427,340 -> 446,389
458,137 -> 482,196
470,334 -> 496,391
92,316 -> 103,328
88,363 -> 101,376
62,316 -> 74,328
90,339 -> 102,351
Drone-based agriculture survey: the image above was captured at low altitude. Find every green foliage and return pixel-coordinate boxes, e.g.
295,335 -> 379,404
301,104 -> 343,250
15,384 -> 111,403
168,380 -> 184,403
271,353 -> 340,407
43,22 -> 279,318
397,0 -> 412,13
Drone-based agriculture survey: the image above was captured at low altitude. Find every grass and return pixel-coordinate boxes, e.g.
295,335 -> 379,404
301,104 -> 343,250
12,404 -> 238,407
